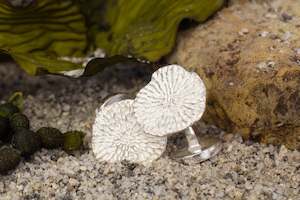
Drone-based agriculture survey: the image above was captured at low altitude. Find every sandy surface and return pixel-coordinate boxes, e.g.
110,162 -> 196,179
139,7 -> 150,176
0,62 -> 299,200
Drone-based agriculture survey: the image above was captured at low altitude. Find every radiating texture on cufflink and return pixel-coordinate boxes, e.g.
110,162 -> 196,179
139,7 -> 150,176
133,64 -> 206,137
92,99 -> 167,164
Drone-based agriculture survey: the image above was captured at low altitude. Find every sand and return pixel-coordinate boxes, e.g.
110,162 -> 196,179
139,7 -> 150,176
0,62 -> 299,200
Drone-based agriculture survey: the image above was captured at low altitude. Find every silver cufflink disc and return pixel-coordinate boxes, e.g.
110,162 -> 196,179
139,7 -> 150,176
133,64 -> 222,162
133,64 -> 206,137
92,95 -> 167,164
92,65 -> 222,164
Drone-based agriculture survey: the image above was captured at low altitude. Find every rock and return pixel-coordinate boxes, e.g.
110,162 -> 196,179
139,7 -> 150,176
67,178 -> 79,190
9,113 -> 30,131
63,131 -> 85,153
11,128 -> 41,157
0,116 -> 10,141
0,103 -> 19,118
36,127 -> 64,149
169,0 -> 300,150
0,146 -> 21,174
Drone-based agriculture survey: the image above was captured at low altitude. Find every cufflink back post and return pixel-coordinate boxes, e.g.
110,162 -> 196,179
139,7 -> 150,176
171,126 -> 222,163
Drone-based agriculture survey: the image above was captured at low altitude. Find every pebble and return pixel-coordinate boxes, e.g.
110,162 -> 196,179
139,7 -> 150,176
281,12 -> 293,22
239,28 -> 249,35
281,31 -> 292,41
68,178 -> 79,188
258,31 -> 269,37
265,13 -> 278,19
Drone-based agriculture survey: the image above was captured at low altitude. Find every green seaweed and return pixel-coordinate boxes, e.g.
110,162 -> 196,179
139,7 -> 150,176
8,92 -> 24,112
95,0 -> 224,61
37,127 -> 64,149
0,0 -> 224,75
0,0 -> 86,75
63,131 -> 85,152
6,51 -> 83,75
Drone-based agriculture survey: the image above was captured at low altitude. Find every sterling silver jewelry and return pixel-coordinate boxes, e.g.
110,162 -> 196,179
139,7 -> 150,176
92,95 -> 167,164
92,65 -> 221,164
171,126 -> 222,163
133,64 -> 222,162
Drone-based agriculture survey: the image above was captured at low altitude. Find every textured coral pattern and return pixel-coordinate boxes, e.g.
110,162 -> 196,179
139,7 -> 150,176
134,65 -> 206,136
92,100 -> 167,163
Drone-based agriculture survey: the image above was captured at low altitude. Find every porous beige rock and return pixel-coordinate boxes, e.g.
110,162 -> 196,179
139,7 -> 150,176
169,0 -> 300,149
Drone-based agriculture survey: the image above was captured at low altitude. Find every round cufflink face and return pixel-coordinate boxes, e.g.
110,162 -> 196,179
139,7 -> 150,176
133,65 -> 206,137
92,99 -> 167,164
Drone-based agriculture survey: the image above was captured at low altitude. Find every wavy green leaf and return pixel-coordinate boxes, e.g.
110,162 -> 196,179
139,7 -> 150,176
0,0 -> 224,75
95,0 -> 224,61
8,91 -> 24,112
0,0 -> 86,75
0,0 -> 87,57
7,51 -> 82,75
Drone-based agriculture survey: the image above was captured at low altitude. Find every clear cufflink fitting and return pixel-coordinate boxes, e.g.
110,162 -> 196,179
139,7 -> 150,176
171,126 -> 222,163
92,94 -> 167,164
133,65 -> 222,163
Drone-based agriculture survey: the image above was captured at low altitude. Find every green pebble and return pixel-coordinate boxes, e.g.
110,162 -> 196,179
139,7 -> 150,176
0,146 -> 21,174
37,127 -> 64,149
10,113 -> 30,131
0,103 -> 19,118
0,116 -> 10,141
11,128 -> 41,157
63,131 -> 85,152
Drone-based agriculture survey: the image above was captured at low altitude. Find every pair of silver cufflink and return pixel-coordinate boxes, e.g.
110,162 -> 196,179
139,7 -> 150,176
92,65 -> 222,165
